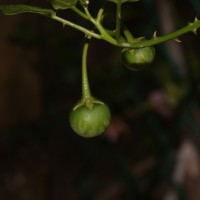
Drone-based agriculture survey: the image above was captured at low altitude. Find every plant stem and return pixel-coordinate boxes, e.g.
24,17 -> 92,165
51,12 -> 117,45
82,38 -> 92,102
123,26 -> 135,42
52,10 -> 200,48
51,15 -> 101,39
96,22 -> 118,45
96,8 -> 104,22
120,19 -> 200,48
0,4 -> 199,48
83,7 -> 118,45
71,6 -> 89,19
116,0 -> 122,41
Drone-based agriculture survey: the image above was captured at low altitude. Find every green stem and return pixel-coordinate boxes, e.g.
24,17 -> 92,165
1,5 -> 199,48
120,19 -> 200,48
71,6 -> 89,20
84,7 -> 118,45
116,0 -> 122,41
96,22 -> 118,45
105,29 -> 116,37
82,38 -> 92,102
51,10 -> 117,45
51,10 -> 200,48
83,6 -> 93,19
123,26 -> 135,42
96,8 -> 104,23
51,15 -> 101,39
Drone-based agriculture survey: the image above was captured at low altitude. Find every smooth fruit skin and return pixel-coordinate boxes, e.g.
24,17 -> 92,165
121,46 -> 155,71
69,103 -> 111,138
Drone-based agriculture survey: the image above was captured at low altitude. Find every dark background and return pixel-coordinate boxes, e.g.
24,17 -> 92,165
0,0 -> 200,199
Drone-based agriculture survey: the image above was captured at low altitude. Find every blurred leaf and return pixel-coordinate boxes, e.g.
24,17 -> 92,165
49,0 -> 78,10
0,5 -> 55,16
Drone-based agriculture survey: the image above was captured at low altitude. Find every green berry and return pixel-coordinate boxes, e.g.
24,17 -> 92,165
69,101 -> 111,138
121,46 -> 155,71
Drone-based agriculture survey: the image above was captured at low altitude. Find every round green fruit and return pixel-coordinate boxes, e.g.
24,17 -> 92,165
69,102 -> 111,138
121,46 -> 155,71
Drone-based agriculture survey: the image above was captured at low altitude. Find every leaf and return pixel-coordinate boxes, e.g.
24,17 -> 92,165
0,5 -> 56,16
49,0 -> 79,10
107,0 -> 140,3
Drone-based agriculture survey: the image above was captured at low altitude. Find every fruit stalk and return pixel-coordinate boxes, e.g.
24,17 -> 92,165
69,37 -> 111,137
81,37 -> 94,107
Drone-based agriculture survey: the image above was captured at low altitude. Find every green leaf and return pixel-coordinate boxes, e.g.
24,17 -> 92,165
0,5 -> 56,16
49,0 -> 79,10
107,0 -> 139,3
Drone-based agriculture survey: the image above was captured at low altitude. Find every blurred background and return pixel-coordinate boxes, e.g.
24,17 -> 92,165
0,0 -> 200,199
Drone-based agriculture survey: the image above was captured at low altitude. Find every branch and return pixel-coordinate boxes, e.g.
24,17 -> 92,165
119,18 -> 200,48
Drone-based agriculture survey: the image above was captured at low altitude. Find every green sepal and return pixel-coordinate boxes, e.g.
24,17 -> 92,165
0,5 -> 56,16
49,0 -> 78,10
73,97 -> 105,111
